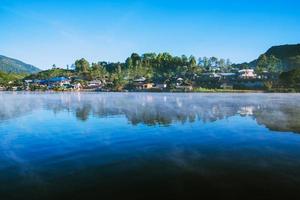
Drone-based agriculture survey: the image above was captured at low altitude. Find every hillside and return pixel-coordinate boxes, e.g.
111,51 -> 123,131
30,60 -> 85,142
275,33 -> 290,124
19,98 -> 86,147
0,71 -> 27,85
265,44 -> 300,59
265,44 -> 300,71
0,55 -> 40,74
25,68 -> 75,80
234,44 -> 300,72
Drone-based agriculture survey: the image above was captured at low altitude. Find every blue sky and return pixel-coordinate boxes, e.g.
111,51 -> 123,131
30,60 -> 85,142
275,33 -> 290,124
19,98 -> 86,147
0,0 -> 300,69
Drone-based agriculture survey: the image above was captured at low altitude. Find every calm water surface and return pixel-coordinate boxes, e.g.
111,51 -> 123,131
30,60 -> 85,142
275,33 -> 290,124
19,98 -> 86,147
1,92 -> 300,199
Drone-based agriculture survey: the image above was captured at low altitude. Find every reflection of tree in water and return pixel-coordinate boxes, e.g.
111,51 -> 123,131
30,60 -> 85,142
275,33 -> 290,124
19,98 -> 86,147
75,104 -> 92,121
255,102 -> 300,133
0,93 -> 38,121
46,94 -> 261,126
1,93 -> 300,134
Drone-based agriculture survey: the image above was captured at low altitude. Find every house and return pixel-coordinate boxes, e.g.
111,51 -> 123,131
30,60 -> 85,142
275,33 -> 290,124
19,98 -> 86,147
238,69 -> 257,79
219,73 -> 237,80
134,77 -> 146,82
143,83 -> 154,89
69,83 -> 82,91
24,80 -> 33,84
43,77 -> 71,89
176,78 -> 185,86
87,80 -> 102,89
201,73 -> 222,79
257,71 -> 276,80
134,82 -> 154,90
154,83 -> 167,90
132,77 -> 154,90
24,80 -> 34,90
176,85 -> 193,91
48,77 -> 70,86
34,79 -> 46,85
75,83 -> 82,90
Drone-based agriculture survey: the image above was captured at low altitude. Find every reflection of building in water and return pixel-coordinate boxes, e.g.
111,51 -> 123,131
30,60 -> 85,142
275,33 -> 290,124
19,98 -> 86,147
1,93 -> 300,134
176,98 -> 182,108
238,106 -> 256,116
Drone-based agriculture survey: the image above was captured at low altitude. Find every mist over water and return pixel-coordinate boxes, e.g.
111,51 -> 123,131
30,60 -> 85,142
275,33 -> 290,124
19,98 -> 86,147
1,92 -> 300,199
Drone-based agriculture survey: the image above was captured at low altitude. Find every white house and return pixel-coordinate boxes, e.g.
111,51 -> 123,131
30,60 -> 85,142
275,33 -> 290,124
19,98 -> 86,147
238,69 -> 257,79
134,77 -> 146,82
87,80 -> 102,88
154,83 -> 167,90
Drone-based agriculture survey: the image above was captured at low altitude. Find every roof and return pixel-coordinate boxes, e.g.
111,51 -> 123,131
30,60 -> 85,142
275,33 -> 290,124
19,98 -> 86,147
24,80 -> 33,83
201,73 -> 221,77
134,77 -> 146,82
219,73 -> 236,76
88,80 -> 102,84
239,69 -> 254,73
48,77 -> 69,82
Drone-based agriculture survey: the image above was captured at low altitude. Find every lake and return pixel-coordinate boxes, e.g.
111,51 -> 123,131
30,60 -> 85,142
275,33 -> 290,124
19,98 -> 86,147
1,92 -> 300,200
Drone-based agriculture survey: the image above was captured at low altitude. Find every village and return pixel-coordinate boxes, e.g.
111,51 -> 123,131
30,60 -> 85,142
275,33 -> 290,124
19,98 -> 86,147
14,68 -> 274,92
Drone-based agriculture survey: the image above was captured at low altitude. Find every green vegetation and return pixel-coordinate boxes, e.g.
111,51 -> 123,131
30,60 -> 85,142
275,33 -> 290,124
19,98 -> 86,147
236,44 -> 300,72
0,71 -> 27,83
1,44 -> 300,92
192,88 -> 263,93
0,55 -> 40,74
26,68 -> 74,80
0,71 -> 27,90
279,68 -> 300,90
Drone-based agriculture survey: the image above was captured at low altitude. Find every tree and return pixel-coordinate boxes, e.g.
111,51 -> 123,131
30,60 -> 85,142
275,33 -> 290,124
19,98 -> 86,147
111,70 -> 128,91
75,58 -> 90,73
280,68 -> 300,88
226,59 -> 231,67
91,62 -> 107,80
256,54 -> 281,73
264,81 -> 273,90
130,53 -> 141,67
210,57 -> 218,68
189,56 -> 197,67
181,55 -> 188,66
125,57 -> 133,69
198,57 -> 211,70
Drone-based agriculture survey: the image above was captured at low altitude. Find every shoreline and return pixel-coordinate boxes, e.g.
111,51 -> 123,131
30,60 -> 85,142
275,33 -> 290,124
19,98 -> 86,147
0,90 -> 299,94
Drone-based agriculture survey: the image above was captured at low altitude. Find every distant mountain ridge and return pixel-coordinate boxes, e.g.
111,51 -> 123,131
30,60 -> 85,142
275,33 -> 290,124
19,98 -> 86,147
1,44 -> 300,75
0,55 -> 40,74
265,44 -> 300,71
249,44 -> 300,71
265,44 -> 300,59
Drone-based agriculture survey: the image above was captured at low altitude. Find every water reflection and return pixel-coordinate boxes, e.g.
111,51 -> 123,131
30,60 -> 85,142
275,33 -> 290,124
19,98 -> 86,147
1,92 -> 300,200
1,92 -> 300,133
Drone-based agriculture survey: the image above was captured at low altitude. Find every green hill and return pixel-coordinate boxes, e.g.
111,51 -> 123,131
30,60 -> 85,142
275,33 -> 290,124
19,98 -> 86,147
265,44 -> 300,59
0,55 -> 40,74
264,44 -> 300,71
234,44 -> 300,72
0,71 -> 27,85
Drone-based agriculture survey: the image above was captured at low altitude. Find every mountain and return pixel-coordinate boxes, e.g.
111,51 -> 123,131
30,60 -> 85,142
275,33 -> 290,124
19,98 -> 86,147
0,70 -> 27,84
0,55 -> 40,74
265,44 -> 300,59
234,44 -> 300,72
264,44 -> 300,71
